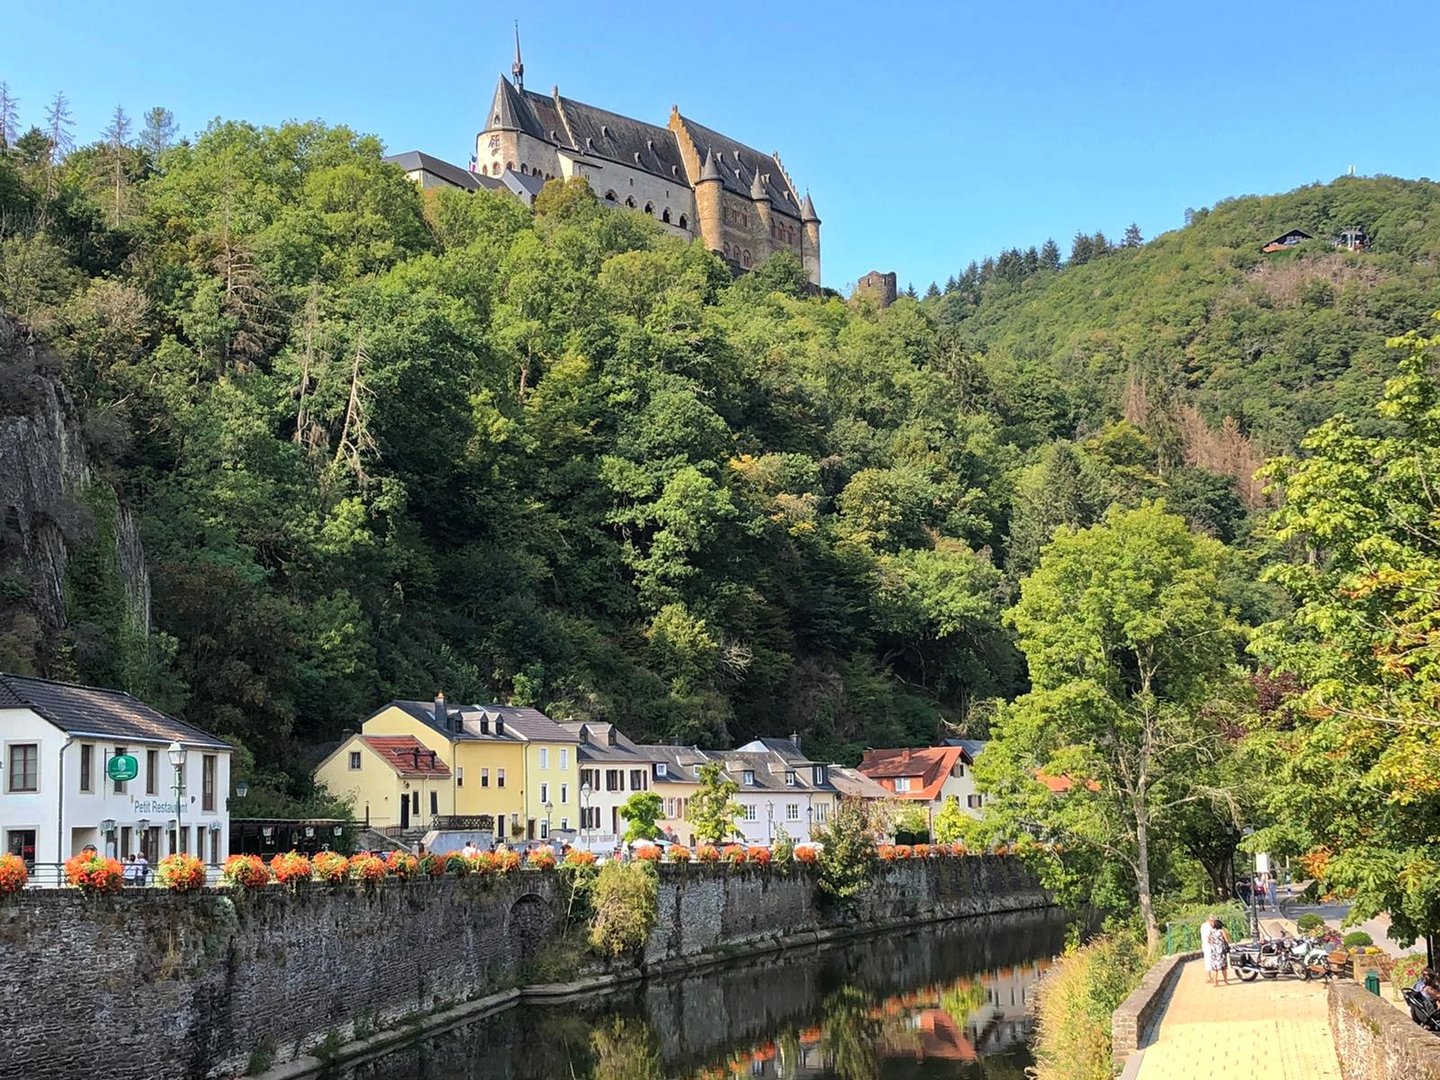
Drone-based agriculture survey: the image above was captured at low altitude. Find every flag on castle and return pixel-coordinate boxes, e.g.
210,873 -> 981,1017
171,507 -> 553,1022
468,154 -> 478,173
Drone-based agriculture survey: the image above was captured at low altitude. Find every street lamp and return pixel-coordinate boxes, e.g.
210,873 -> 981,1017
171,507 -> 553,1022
580,782 -> 592,851
167,742 -> 187,855
544,801 -> 554,842
767,801 -> 774,845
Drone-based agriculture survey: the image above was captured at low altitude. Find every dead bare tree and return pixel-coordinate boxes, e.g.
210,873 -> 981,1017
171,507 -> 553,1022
332,334 -> 378,487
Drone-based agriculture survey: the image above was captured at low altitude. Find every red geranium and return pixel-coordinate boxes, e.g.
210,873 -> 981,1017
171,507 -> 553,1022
65,853 -> 126,894
271,851 -> 312,884
0,853 -> 28,894
312,851 -> 349,883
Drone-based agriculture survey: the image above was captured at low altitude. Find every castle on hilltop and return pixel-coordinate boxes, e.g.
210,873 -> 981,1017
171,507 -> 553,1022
471,36 -> 820,286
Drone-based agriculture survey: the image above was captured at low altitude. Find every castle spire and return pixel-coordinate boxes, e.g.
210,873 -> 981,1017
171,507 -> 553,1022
699,148 -> 721,183
512,22 -> 524,91
801,190 -> 820,224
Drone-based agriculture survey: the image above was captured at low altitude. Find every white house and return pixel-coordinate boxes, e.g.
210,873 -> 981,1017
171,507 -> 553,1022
0,672 -> 234,868
713,738 -> 840,846
560,721 -> 662,851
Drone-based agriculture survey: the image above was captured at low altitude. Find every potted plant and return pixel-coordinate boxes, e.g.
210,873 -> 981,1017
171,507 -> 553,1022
270,851 -> 312,885
64,852 -> 126,895
385,851 -> 419,880
156,853 -> 208,892
220,854 -> 270,890
0,853 -> 29,894
312,851 -> 350,884
350,853 -> 387,885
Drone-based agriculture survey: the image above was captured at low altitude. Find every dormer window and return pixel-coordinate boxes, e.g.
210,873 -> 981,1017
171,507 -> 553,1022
656,762 -> 668,777
743,770 -> 756,786
895,777 -> 911,793
480,717 -> 490,735
785,771 -> 796,787
813,766 -> 826,786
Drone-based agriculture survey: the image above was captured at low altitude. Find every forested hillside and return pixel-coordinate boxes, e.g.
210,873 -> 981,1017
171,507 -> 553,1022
2,111 -> 1437,803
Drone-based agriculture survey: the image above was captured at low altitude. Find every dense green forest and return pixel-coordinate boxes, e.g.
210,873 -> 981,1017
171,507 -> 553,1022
2,105 -> 1439,804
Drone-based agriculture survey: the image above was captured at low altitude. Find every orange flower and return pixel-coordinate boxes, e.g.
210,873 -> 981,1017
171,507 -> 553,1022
722,844 -> 747,865
64,853 -> 126,894
271,851 -> 312,884
527,845 -> 557,870
312,851 -> 350,883
350,854 -> 387,884
635,845 -> 663,862
0,853 -> 28,894
564,849 -> 597,867
221,854 -> 270,889
666,844 -> 691,863
793,844 -> 820,863
385,851 -> 419,879
747,846 -> 772,865
696,844 -> 721,863
156,853 -> 207,892
877,844 -> 897,861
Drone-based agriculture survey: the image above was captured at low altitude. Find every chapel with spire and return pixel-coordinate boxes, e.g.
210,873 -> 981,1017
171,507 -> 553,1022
474,33 -> 821,286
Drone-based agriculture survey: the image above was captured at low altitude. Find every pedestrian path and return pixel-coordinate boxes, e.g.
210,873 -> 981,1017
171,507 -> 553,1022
1129,959 -> 1341,1080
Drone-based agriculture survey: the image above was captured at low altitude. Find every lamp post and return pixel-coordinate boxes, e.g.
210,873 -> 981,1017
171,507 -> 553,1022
580,782 -> 592,851
767,801 -> 774,845
544,801 -> 554,843
167,741 -> 188,856
100,819 -> 116,859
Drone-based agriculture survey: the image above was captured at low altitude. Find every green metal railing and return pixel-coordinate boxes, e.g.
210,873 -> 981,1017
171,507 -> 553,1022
1164,914 -> 1249,954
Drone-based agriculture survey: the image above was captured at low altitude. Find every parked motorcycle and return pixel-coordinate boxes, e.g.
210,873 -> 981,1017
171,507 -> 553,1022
1230,935 -> 1306,981
1289,936 -> 1338,981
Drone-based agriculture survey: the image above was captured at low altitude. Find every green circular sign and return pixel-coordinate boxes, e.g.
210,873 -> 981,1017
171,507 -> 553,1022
106,754 -> 139,782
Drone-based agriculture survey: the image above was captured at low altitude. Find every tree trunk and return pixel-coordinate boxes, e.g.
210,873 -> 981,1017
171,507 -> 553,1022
1135,802 -> 1159,951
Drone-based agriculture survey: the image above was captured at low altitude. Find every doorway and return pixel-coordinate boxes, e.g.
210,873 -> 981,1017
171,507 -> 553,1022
400,795 -> 410,829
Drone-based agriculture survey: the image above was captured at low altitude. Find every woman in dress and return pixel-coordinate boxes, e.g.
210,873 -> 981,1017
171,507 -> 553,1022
1202,915 -> 1231,986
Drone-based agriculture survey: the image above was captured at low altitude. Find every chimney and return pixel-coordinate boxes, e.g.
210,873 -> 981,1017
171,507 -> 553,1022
789,732 -> 801,751
411,747 -> 420,770
901,748 -> 911,763
433,692 -> 447,729
428,751 -> 437,769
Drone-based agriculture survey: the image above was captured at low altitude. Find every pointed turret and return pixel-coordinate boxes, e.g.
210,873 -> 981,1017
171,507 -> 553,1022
512,22 -> 524,90
801,191 -> 820,224
487,74 -> 541,138
699,148 -> 721,184
749,168 -> 769,203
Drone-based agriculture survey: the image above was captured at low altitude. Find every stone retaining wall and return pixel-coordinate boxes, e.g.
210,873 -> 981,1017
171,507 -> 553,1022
1329,979 -> 1440,1079
0,856 -> 1048,1079
1112,950 -> 1200,1063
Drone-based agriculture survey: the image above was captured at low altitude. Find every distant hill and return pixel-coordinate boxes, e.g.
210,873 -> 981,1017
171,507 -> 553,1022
929,175 -> 1440,452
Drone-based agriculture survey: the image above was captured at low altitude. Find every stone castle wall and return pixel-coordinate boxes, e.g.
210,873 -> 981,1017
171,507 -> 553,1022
0,857 -> 1047,1079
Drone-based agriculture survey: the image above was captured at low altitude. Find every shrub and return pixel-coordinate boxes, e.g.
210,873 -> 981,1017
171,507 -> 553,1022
696,844 -> 720,863
270,852 -> 312,885
527,845 -> 556,870
495,849 -> 521,873
156,853 -> 207,892
949,842 -> 968,856
721,845 -> 747,865
1343,930 -> 1374,948
793,844 -> 820,863
385,851 -> 419,879
747,846 -> 772,866
877,844 -> 897,861
221,854 -> 270,889
312,852 -> 349,884
1031,932 -> 1148,1080
588,861 -> 658,957
634,845 -> 663,863
771,826 -> 794,865
65,853 -> 127,894
564,849 -> 597,868
350,854 -> 387,884
1296,912 -> 1326,933
0,853 -> 29,894
1395,953 -> 1428,988
666,845 -> 691,863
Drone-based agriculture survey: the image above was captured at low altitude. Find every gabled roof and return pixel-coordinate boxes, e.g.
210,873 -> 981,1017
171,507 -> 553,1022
636,744 -> 712,782
734,736 -> 810,764
383,150 -> 492,192
943,738 -> 988,759
470,705 -> 580,744
676,114 -> 801,212
0,672 -> 231,749
828,765 -> 891,800
550,92 -> 688,184
360,736 -> 451,779
560,720 -> 656,764
858,746 -> 968,802
711,749 -> 837,793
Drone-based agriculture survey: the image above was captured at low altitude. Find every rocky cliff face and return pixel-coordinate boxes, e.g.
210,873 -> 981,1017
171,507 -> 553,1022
0,309 -> 150,675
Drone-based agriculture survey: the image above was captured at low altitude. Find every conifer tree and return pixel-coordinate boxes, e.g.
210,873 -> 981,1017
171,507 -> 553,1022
924,281 -> 940,300
1123,222 -> 1144,248
0,82 -> 18,147
1069,232 -> 1094,266
1039,238 -> 1062,271
139,106 -> 177,163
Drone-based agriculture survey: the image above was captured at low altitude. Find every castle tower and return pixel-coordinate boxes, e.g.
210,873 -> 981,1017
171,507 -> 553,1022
800,192 -> 821,286
750,168 -> 772,239
695,149 -> 724,255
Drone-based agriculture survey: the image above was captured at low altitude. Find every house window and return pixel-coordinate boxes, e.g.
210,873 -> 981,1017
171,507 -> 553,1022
412,791 -> 420,813
540,783 -> 549,804
952,762 -> 965,777
113,746 -> 128,794
656,762 -> 668,777
559,748 -> 568,770
629,769 -> 646,791
79,745 -> 93,792
7,744 -> 38,793
606,770 -> 621,792
497,768 -> 506,788
560,783 -> 568,804
540,820 -> 549,839
786,803 -> 800,821
481,768 -> 490,787
430,791 -> 439,815
560,818 -> 569,831
146,749 -> 158,795
894,777 -> 911,793
202,755 -> 216,812
743,770 -> 756,786
539,748 -> 549,769
968,794 -> 983,809
813,766 -> 826,785
743,805 -> 757,822
457,766 -> 464,787
814,803 -> 829,823
349,751 -> 362,770
785,771 -> 796,787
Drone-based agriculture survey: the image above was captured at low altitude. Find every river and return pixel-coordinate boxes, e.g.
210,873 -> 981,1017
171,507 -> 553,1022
326,908 -> 1068,1080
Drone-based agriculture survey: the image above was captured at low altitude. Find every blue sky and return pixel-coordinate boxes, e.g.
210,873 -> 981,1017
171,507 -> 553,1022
5,1 -> 1437,291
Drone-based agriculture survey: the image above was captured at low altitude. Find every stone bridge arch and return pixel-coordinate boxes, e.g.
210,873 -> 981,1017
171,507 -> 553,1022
504,890 -> 556,968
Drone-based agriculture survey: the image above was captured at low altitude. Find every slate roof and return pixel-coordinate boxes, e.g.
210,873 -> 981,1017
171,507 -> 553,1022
635,744 -> 712,783
712,749 -> 837,793
383,150 -> 490,192
549,93 -> 688,184
487,75 -> 546,139
942,738 -> 988,759
0,672 -> 231,749
734,736 -> 809,763
559,721 -> 656,765
676,115 -> 801,213
470,705 -> 580,744
390,699 -> 480,741
828,765 -> 891,800
360,736 -> 452,779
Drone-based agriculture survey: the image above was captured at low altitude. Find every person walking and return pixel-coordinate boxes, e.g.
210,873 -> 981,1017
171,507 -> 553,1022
1266,872 -> 1279,911
1201,915 -> 1231,986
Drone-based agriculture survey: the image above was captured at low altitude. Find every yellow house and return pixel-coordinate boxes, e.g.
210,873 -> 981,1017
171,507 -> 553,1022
326,696 -> 580,842
313,733 -> 454,830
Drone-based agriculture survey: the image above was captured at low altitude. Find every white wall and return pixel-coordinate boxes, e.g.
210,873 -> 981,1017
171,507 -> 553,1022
0,707 -> 231,866
734,789 -> 819,845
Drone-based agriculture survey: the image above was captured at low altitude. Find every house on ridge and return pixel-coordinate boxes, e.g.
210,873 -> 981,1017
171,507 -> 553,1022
1261,228 -> 1313,253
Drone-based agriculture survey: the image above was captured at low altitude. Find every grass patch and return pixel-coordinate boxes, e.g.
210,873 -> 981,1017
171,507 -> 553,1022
1030,932 -> 1149,1080
245,1040 -> 275,1076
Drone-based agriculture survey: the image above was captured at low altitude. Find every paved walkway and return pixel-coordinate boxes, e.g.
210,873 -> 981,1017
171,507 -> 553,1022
1130,959 -> 1341,1080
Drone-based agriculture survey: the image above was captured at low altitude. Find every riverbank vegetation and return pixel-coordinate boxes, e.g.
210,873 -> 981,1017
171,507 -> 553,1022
1030,931 -> 1149,1080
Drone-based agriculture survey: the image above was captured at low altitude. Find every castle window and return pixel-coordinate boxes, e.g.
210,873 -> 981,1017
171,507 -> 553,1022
661,208 -> 671,223
723,242 -> 731,258
678,214 -> 688,230
605,191 -> 618,202
742,249 -> 752,268
625,196 -> 636,208
505,161 -> 514,171
644,202 -> 653,215
520,164 -> 528,174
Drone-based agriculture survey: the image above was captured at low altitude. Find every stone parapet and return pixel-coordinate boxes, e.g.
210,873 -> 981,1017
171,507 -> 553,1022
1113,951 -> 1200,1063
1329,978 -> 1440,1079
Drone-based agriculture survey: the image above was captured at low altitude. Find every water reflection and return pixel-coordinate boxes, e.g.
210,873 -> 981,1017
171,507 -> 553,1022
332,909 -> 1066,1080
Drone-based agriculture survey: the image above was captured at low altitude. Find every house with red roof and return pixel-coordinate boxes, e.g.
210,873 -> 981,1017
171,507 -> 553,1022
313,733 -> 454,831
857,744 -> 986,832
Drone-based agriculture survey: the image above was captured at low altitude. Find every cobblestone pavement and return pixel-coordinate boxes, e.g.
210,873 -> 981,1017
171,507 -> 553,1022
1131,959 -> 1341,1080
